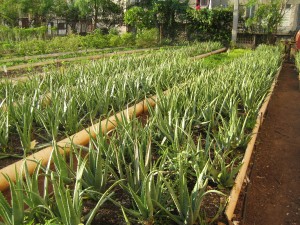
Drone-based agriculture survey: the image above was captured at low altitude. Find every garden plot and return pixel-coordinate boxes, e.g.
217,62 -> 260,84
0,42 -> 222,157
0,43 -> 282,225
0,43 -> 225,78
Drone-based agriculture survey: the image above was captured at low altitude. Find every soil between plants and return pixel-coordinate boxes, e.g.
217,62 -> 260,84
240,62 -> 300,225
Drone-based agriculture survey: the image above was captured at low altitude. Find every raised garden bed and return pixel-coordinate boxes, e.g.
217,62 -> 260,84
0,43 -> 282,225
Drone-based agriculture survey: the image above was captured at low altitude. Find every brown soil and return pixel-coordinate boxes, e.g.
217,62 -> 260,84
241,62 -> 300,225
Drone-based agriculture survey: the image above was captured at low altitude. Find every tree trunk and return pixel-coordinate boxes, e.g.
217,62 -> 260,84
93,0 -> 98,30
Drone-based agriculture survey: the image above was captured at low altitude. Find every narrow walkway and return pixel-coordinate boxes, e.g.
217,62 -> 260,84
243,62 -> 300,224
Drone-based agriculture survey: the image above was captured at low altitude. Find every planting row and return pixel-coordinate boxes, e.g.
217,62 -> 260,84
0,44 -> 283,224
1,48 -> 160,76
0,42 -> 222,155
0,29 -> 160,57
0,47 -> 127,68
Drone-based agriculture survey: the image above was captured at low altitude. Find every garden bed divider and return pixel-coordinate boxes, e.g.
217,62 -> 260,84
223,63 -> 283,225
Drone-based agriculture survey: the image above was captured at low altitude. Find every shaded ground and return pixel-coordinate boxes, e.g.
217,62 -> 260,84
242,62 -> 300,224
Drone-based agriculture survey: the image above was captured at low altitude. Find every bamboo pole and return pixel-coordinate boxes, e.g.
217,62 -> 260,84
0,94 -> 159,191
224,64 -> 282,223
191,48 -> 227,60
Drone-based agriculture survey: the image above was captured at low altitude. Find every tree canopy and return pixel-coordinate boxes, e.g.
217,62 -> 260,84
0,0 -> 122,30
245,0 -> 285,34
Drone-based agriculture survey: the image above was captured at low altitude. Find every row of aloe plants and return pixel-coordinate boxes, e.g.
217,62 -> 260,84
0,42 -> 222,156
0,44 -> 283,224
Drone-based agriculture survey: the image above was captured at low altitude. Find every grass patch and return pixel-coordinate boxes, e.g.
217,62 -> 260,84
200,48 -> 252,69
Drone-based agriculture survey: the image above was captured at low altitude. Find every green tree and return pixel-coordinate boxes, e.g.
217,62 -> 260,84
53,0 -> 81,32
124,6 -> 154,32
75,0 -> 122,30
245,0 -> 285,35
187,7 -> 233,44
19,0 -> 55,26
0,0 -> 20,26
152,0 -> 189,39
97,0 -> 122,30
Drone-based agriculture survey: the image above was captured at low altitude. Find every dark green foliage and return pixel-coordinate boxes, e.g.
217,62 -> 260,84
120,32 -> 136,46
152,0 -> 189,40
75,0 -> 123,30
0,28 -> 163,56
187,7 -> 233,44
20,0 -> 54,26
0,26 -> 48,42
136,28 -> 158,48
81,31 -> 109,49
97,0 -> 123,30
244,0 -> 284,44
0,0 -> 19,27
126,0 -> 189,40
124,6 -> 155,32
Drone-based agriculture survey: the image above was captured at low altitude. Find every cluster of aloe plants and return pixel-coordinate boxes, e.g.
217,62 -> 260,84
0,43 -> 283,224
0,42 -> 222,154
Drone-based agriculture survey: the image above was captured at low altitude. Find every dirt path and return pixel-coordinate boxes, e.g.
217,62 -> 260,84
243,62 -> 300,224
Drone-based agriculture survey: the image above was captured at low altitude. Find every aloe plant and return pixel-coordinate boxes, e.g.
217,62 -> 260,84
157,162 -> 224,225
105,114 -> 153,193
0,173 -> 24,225
50,160 -> 85,225
0,99 -> 9,150
9,92 -> 38,155
80,132 -> 112,198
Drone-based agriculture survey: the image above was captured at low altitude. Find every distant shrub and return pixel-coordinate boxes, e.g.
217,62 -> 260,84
63,34 -> 83,51
0,42 -> 14,54
121,32 -> 136,46
187,8 -> 233,44
108,28 -> 119,35
109,34 -> 123,47
0,28 -> 158,56
136,28 -> 158,48
0,26 -> 47,42
82,33 -> 109,49
46,36 -> 65,52
17,39 -> 47,55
